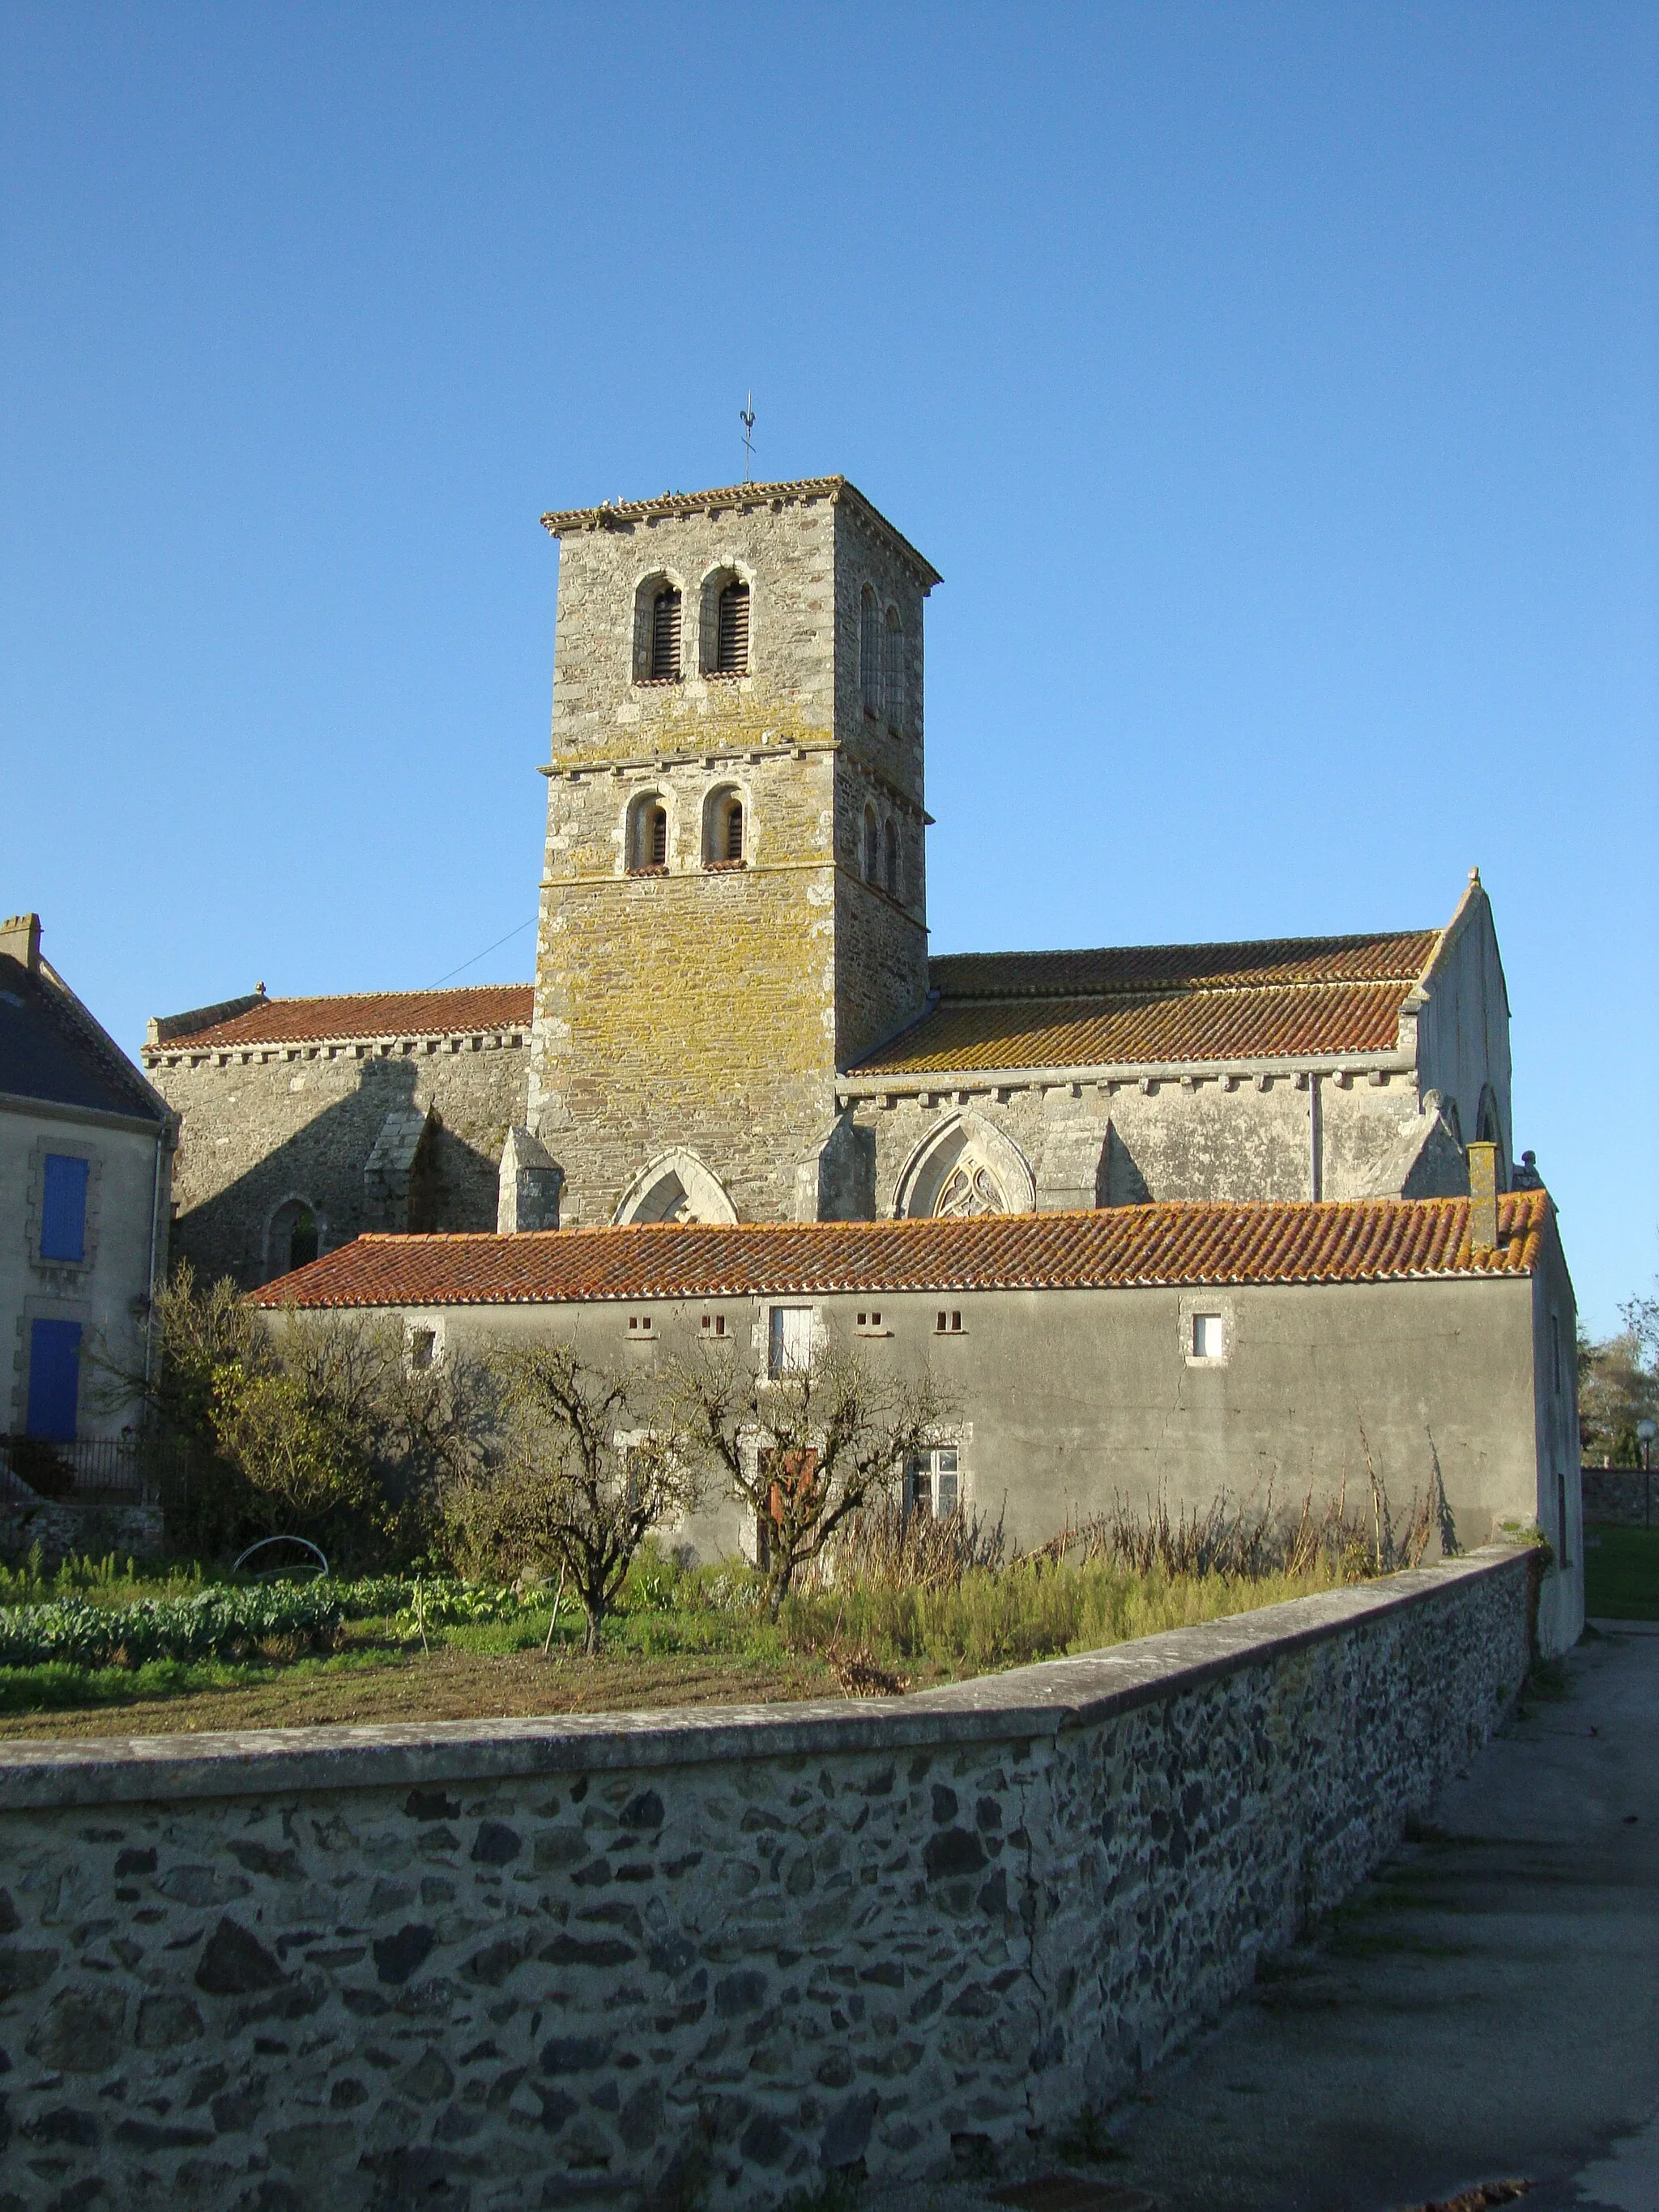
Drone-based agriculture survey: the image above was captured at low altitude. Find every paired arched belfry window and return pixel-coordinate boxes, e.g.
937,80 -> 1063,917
714,578 -> 750,676
629,795 -> 670,872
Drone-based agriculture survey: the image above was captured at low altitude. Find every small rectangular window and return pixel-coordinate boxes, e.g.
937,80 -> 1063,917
855,1310 -> 885,1335
1192,1312 -> 1225,1360
933,1310 -> 964,1335
40,1154 -> 90,1264
768,1306 -> 813,1377
408,1328 -> 437,1372
699,1313 -> 728,1338
627,1313 -> 655,1337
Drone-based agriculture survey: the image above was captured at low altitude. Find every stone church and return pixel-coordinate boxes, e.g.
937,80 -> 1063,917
147,477 -> 1520,1288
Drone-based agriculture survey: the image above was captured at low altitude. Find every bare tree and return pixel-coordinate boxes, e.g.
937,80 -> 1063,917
666,1344 -> 951,1622
456,1343 -> 698,1653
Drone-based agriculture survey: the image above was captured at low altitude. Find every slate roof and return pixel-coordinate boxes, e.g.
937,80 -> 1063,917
0,955 -> 166,1122
150,986 -> 535,1051
253,1191 -> 1549,1310
851,930 -> 1440,1076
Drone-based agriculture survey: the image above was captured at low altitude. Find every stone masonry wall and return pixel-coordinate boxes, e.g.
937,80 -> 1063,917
851,1068 -> 1433,1217
0,1548 -> 1532,2210
150,1038 -> 529,1289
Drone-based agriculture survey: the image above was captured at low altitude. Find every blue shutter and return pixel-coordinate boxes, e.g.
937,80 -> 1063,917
26,1319 -> 83,1442
40,1155 -> 90,1263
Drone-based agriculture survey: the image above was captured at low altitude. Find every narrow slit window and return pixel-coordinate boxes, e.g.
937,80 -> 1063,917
884,607 -> 904,728
883,819 -> 899,897
859,588 -> 881,715
700,1313 -> 728,1338
864,806 -> 880,882
715,579 -> 750,674
650,586 -> 683,680
934,1310 -> 964,1335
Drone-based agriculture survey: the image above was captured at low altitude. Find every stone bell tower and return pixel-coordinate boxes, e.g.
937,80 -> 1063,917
511,476 -> 940,1230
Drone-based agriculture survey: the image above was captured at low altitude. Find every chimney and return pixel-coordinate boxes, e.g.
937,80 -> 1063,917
1467,1140 -> 1499,1251
0,913 -> 41,972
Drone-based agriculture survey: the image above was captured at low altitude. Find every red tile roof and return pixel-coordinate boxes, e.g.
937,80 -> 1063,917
852,931 -> 1439,1076
253,1192 -> 1549,1310
150,986 -> 534,1051
541,476 -> 941,587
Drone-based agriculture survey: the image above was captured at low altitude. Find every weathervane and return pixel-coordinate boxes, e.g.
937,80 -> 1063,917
740,393 -> 756,484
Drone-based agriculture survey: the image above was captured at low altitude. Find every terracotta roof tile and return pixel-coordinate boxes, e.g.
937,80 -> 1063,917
151,986 -> 534,1051
852,930 -> 1439,1076
253,1192 -> 1549,1311
540,477 -> 942,588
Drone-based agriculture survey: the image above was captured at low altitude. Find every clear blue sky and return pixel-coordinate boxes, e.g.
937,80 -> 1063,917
2,5 -> 1654,1333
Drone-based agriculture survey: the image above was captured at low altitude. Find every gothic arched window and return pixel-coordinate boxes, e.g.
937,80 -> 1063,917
859,587 -> 881,717
267,1197 -> 320,1281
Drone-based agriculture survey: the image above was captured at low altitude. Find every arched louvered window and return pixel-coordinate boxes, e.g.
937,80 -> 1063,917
650,586 -> 682,681
715,579 -> 750,675
883,818 -> 900,897
859,588 -> 881,716
883,607 -> 904,729
703,786 -> 745,867
863,805 -> 880,882
629,795 -> 669,872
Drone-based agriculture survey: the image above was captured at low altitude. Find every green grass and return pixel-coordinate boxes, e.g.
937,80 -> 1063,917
1584,1524 -> 1659,1621
0,1541 -> 1367,1734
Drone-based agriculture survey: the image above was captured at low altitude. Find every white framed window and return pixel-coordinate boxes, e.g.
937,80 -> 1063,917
768,1304 -> 813,1378
1191,1312 -> 1225,1361
908,1448 -> 960,1519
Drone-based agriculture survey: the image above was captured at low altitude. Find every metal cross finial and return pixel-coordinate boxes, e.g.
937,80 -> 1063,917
740,393 -> 756,484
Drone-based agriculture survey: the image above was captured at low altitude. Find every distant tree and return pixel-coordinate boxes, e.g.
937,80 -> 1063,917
450,1343 -> 697,1653
134,1265 -> 488,1562
1579,1275 -> 1659,1467
667,1343 -> 951,1622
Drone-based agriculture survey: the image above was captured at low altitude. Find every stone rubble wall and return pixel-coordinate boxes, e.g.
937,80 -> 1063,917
0,1547 -> 1532,2210
1583,1467 -> 1657,1530
149,1040 -> 528,1289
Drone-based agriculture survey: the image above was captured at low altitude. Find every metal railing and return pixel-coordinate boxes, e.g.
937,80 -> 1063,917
0,1434 -> 195,1508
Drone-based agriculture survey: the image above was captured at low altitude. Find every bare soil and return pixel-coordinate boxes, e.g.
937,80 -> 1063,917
0,1647 -> 843,1740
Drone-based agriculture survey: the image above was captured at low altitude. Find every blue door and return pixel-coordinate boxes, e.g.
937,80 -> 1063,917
26,1319 -> 83,1441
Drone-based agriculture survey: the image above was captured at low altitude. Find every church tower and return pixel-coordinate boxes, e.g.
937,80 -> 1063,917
520,477 -> 939,1227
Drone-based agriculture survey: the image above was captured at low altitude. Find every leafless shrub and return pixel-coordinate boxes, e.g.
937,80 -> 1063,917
827,1492 -> 1006,1591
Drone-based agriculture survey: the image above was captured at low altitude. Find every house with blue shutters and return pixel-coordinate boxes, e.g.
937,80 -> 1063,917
0,913 -> 173,1460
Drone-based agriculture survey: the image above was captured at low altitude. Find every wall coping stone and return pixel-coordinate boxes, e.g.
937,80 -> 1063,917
0,1545 -> 1529,1810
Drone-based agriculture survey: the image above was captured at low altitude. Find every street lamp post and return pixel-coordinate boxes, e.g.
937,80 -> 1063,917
1639,1418 -> 1657,1533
